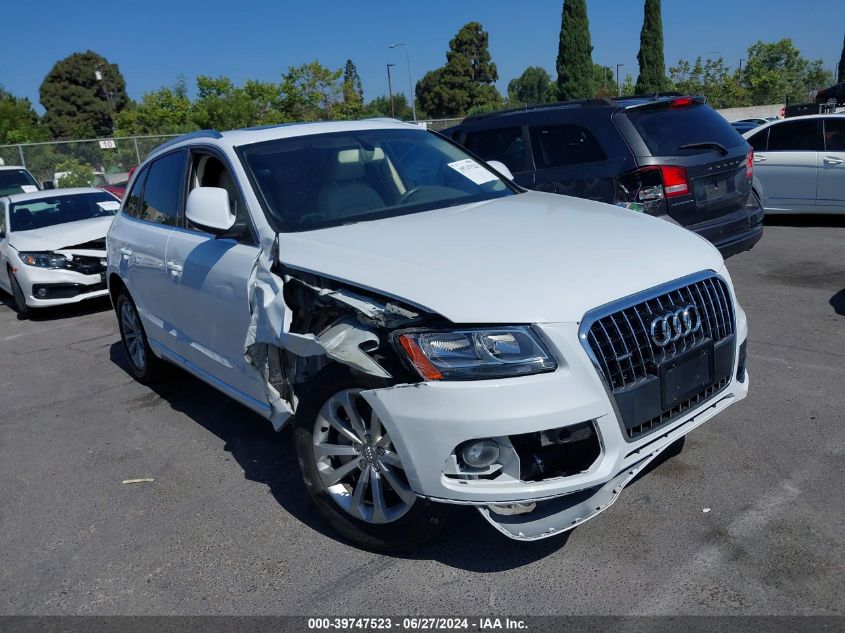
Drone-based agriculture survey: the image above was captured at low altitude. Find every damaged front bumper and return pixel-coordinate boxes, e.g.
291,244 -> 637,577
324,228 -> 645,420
360,321 -> 749,541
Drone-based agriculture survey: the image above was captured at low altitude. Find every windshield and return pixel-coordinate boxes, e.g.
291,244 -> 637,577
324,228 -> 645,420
239,128 -> 515,232
626,104 -> 745,156
0,170 -> 39,196
9,191 -> 120,232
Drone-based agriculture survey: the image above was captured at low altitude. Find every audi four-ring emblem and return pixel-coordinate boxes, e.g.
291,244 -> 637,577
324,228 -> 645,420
650,304 -> 702,347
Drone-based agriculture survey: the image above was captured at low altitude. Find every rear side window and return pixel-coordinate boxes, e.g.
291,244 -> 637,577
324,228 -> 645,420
823,119 -> 845,151
463,127 -> 528,173
529,125 -> 606,168
627,104 -> 744,156
767,120 -> 822,152
122,166 -> 148,219
140,151 -> 187,226
747,129 -> 769,152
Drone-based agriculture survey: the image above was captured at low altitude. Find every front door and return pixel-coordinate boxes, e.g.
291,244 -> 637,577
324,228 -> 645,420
817,118 -> 845,213
754,119 -> 821,212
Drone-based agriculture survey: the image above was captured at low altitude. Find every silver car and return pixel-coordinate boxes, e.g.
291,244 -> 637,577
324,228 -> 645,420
744,114 -> 845,214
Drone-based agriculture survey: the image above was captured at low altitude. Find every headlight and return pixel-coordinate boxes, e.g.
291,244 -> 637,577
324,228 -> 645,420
18,252 -> 69,269
395,326 -> 557,380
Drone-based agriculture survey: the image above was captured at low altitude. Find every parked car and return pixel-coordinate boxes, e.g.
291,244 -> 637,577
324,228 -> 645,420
0,165 -> 41,196
744,114 -> 845,214
0,188 -> 118,317
442,96 -> 763,259
734,117 -> 779,126
815,82 -> 845,105
731,121 -> 760,135
107,121 -> 750,550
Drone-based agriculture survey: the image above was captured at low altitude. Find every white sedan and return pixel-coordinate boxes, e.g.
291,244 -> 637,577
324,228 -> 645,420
0,187 -> 120,317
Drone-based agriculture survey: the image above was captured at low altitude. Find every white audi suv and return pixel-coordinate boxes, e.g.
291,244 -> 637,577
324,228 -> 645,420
106,120 -> 750,550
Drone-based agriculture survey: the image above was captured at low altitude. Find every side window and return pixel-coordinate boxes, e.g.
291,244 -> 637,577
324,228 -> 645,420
824,119 -> 845,151
747,129 -> 769,152
122,166 -> 148,218
463,127 -> 528,173
187,153 -> 242,225
529,125 -> 607,169
767,120 -> 822,152
0,204 -> 6,238
141,151 -> 188,226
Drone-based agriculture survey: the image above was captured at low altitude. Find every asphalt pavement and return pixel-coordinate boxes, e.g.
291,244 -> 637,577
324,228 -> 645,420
0,216 -> 842,615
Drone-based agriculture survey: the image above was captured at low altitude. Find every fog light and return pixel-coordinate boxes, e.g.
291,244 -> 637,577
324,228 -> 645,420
36,287 -> 48,298
460,439 -> 500,468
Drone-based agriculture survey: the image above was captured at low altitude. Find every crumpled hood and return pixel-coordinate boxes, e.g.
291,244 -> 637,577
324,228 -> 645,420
10,216 -> 112,252
277,191 -> 724,324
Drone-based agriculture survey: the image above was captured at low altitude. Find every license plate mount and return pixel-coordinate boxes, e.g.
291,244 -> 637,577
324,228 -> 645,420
660,343 -> 714,410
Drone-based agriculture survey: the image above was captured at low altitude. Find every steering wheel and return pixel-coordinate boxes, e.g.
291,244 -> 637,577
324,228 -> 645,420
398,187 -> 424,204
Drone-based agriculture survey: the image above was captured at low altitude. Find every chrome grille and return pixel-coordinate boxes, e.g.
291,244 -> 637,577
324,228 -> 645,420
587,276 -> 734,392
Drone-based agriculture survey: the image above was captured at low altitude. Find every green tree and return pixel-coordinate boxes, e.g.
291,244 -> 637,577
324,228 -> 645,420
341,59 -> 364,117
556,0 -> 594,100
507,67 -> 553,105
40,51 -> 128,139
54,158 -> 96,187
620,74 -> 636,97
742,39 -> 832,104
668,57 -> 748,108
416,22 -> 500,117
0,87 -> 49,143
364,93 -> 414,120
839,34 -> 845,83
279,61 -> 345,121
635,0 -> 668,94
593,64 -> 615,98
114,79 -> 197,136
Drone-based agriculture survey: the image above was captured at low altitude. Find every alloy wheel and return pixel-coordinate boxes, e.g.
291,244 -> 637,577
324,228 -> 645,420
120,301 -> 146,371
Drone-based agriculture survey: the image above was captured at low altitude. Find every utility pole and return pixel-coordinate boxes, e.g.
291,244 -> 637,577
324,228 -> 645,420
389,43 -> 417,121
616,64 -> 625,97
95,68 -> 115,133
739,58 -> 745,72
386,64 -> 396,118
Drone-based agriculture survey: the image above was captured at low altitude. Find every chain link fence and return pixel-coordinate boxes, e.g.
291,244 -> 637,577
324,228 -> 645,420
0,135 -> 178,188
0,120 -> 463,190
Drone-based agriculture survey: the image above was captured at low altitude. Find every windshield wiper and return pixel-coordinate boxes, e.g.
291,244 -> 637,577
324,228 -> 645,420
680,141 -> 729,156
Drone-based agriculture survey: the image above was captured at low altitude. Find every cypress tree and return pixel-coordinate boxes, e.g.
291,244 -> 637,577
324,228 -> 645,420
838,34 -> 845,83
635,0 -> 668,94
556,0 -> 595,101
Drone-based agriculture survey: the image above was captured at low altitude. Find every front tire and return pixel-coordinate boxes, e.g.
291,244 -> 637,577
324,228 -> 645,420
115,291 -> 162,384
294,366 -> 449,551
9,272 -> 30,319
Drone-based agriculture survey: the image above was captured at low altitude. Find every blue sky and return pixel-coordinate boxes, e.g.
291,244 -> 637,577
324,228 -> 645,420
2,0 -> 843,112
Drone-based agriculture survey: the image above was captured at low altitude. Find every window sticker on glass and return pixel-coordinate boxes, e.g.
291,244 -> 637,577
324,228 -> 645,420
20,185 -> 38,193
446,159 -> 498,185
97,200 -> 121,211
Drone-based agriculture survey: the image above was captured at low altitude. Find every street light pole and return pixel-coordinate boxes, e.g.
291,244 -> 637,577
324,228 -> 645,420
389,43 -> 417,121
95,68 -> 115,133
616,64 -> 625,97
386,64 -> 396,118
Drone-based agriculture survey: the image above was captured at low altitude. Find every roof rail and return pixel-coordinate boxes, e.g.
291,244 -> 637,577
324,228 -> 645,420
464,98 -> 614,122
150,129 -> 223,156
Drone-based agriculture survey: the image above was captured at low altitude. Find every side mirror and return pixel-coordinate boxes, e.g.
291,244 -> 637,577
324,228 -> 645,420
185,187 -> 236,235
42,181 -> 55,190
486,160 -> 514,181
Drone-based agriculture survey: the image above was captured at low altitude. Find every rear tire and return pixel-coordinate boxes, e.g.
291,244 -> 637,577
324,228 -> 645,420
294,365 -> 450,551
9,272 -> 30,319
115,291 -> 162,384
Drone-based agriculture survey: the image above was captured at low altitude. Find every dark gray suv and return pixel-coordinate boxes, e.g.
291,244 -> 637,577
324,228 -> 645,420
443,95 -> 764,258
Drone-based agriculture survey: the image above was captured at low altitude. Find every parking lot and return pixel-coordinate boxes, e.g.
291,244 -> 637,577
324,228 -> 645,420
0,216 -> 842,616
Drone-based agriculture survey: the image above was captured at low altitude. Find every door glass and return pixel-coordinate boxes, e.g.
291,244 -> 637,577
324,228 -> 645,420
767,120 -> 822,152
529,125 -> 606,169
747,129 -> 769,152
123,166 -> 149,218
141,151 -> 187,226
463,127 -> 527,173
823,119 -> 845,151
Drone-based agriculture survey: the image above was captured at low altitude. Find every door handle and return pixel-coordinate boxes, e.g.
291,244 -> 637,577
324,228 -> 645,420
166,262 -> 183,273
823,156 -> 844,165
753,155 -> 767,163
119,247 -> 133,256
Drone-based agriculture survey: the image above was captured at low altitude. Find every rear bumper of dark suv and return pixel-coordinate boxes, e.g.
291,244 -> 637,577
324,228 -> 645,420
686,196 -> 764,259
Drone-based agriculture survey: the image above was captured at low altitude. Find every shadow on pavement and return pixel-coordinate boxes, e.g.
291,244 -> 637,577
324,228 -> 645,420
108,342 -> 567,570
0,292 -> 112,321
764,214 -> 845,228
830,289 -> 845,316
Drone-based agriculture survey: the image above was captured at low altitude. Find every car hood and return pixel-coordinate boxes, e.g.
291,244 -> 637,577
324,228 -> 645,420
276,191 -> 724,324
10,216 -> 112,252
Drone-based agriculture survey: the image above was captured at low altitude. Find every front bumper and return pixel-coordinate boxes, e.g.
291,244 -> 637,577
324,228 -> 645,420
361,312 -> 749,539
15,265 -> 107,307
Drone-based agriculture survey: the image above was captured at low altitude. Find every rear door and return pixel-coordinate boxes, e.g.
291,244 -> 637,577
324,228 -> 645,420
624,102 -> 750,227
817,118 -> 845,212
0,200 -> 9,293
753,119 -> 822,212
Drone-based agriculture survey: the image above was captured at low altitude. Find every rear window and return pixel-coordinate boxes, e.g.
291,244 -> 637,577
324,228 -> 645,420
626,103 -> 745,156
463,127 -> 528,173
0,170 -> 38,197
